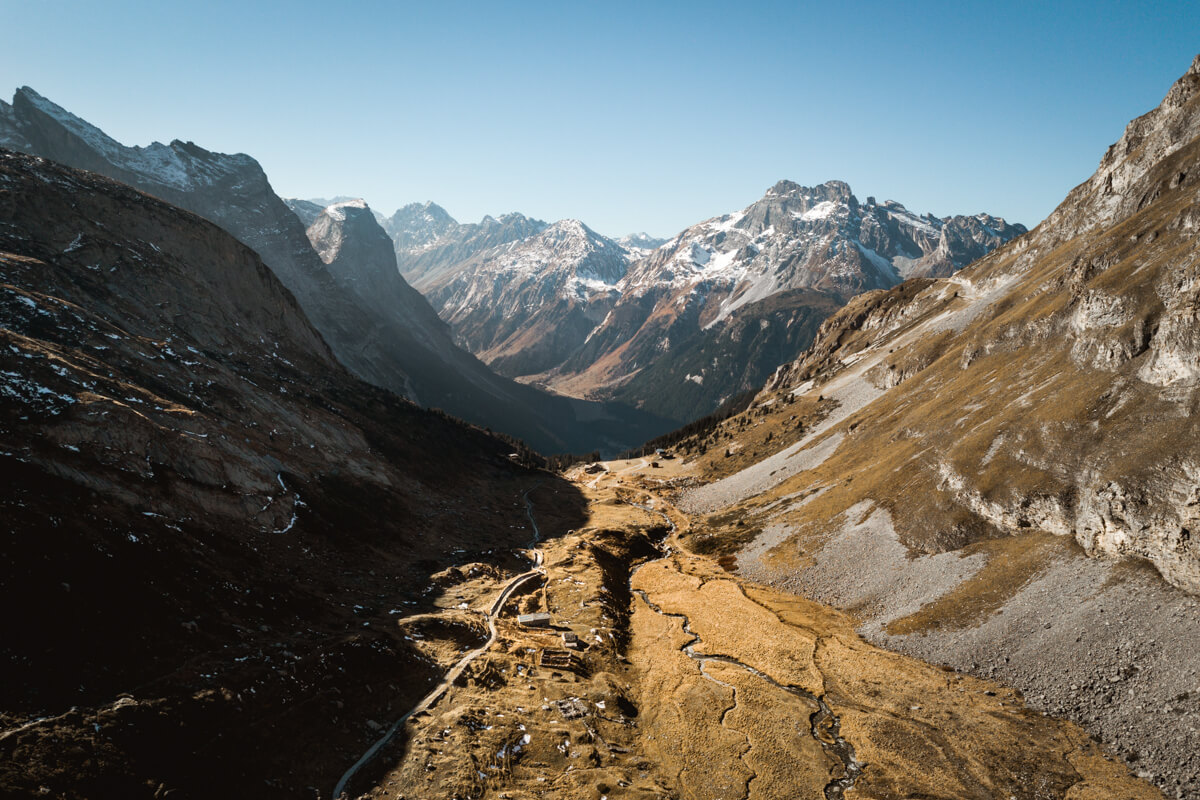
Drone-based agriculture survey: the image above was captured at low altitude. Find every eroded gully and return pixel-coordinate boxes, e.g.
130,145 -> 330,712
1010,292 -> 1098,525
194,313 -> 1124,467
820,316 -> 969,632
628,499 -> 863,800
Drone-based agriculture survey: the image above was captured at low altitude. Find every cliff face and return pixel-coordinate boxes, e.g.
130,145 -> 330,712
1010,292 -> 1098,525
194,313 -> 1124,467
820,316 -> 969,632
303,198 -> 452,356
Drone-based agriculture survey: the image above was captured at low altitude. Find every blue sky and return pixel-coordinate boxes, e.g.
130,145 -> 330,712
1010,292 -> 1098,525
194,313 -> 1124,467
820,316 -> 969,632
1,1 -> 1197,237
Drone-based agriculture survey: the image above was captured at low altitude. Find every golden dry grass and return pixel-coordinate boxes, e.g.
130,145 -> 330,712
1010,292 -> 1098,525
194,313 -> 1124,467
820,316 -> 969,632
356,460 -> 1163,800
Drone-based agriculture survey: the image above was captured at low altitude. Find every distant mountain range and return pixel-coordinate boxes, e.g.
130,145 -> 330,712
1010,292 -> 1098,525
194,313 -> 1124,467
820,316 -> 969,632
0,87 -> 670,455
0,84 -> 1023,438
379,180 -> 1024,421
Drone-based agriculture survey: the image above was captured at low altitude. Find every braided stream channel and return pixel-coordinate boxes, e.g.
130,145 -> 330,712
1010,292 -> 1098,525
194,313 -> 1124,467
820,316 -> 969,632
629,500 -> 863,800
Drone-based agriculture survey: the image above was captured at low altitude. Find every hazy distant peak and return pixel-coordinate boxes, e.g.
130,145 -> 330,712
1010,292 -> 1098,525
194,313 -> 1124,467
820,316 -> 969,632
543,218 -> 593,237
393,200 -> 455,224
618,232 -> 667,251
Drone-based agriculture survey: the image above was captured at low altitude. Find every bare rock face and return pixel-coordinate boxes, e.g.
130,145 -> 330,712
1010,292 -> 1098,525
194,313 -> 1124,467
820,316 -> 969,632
1067,289 -> 1140,370
916,212 -> 1023,278
303,198 -> 448,350
1074,464 -> 1200,592
1052,54 -> 1200,242
1139,254 -> 1200,386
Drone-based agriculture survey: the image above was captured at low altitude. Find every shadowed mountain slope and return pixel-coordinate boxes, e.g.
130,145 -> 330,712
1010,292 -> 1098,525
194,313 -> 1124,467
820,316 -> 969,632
0,149 -> 587,797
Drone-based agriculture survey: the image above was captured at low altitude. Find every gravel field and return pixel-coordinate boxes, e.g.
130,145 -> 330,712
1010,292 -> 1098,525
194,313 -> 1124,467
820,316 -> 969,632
678,432 -> 844,514
746,503 -> 1200,800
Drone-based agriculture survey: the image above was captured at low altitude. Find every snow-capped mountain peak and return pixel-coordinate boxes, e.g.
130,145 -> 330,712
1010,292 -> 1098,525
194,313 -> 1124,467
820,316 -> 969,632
477,218 -> 630,291
623,179 -> 1025,315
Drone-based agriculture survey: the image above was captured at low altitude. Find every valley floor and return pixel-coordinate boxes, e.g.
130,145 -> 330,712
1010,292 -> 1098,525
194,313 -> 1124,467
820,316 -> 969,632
341,459 -> 1162,800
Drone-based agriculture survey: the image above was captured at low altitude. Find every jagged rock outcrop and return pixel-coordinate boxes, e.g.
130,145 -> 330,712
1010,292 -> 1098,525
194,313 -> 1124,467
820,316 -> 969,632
0,87 -> 670,454
1044,54 -> 1200,245
394,208 -> 548,288
302,199 -> 448,353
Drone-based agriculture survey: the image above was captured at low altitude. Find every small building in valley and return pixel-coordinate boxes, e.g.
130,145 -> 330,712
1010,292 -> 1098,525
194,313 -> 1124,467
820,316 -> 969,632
517,612 -> 552,628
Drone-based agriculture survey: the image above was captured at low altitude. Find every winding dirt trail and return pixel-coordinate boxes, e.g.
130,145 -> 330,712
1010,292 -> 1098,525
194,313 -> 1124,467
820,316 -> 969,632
330,486 -> 546,799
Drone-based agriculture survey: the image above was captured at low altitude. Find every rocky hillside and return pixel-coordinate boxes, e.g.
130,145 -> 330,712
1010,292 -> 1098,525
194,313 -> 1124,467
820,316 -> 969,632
667,54 -> 1200,799
0,149 -> 589,797
0,87 -> 669,455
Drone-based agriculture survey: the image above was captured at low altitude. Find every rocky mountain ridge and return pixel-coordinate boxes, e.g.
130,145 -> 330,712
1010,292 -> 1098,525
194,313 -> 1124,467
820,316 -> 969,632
392,205 -> 549,289
0,86 -> 669,455
550,179 -> 1024,420
420,218 -> 638,377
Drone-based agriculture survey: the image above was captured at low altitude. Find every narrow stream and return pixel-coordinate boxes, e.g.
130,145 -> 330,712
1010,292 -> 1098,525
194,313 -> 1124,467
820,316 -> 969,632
629,500 -> 863,800
522,483 -> 542,548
